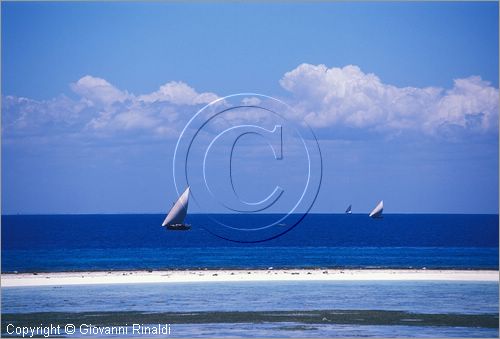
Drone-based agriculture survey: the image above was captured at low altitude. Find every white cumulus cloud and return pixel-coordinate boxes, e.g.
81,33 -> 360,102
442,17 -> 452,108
138,81 -> 218,105
280,63 -> 498,135
2,66 -> 497,145
70,75 -> 130,107
3,76 -> 220,141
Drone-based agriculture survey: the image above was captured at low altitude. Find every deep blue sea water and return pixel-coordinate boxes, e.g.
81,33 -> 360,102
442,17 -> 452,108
2,213 -> 498,272
2,214 -> 499,338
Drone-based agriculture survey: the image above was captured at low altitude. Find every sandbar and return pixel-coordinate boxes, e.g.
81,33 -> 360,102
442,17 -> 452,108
2,269 -> 498,287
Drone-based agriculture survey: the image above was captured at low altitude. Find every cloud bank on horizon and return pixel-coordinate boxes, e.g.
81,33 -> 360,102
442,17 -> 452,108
3,63 -> 498,144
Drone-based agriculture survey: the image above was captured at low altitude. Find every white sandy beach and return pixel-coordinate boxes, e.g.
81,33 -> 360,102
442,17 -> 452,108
1,269 -> 498,287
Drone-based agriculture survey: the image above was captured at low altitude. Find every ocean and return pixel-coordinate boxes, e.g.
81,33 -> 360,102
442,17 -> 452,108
2,213 -> 498,338
1,213 -> 498,272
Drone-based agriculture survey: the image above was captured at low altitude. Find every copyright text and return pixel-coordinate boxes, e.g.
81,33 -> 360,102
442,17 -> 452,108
5,323 -> 172,337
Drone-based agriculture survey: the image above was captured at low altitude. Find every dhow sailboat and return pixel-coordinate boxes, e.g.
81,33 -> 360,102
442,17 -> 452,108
162,187 -> 191,230
369,200 -> 383,218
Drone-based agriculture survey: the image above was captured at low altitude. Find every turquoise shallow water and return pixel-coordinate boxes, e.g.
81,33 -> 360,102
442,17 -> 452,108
2,281 -> 498,314
2,281 -> 498,337
2,213 -> 498,337
139,323 -> 499,338
2,321 -> 498,338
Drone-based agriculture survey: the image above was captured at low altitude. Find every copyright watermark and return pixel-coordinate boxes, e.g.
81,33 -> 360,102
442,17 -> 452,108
5,323 -> 171,337
174,93 -> 322,242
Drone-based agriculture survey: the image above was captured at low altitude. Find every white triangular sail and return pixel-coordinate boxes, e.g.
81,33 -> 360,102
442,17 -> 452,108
369,200 -> 383,218
162,187 -> 190,226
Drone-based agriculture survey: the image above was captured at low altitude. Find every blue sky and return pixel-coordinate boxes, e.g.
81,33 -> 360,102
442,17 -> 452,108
2,2 -> 498,214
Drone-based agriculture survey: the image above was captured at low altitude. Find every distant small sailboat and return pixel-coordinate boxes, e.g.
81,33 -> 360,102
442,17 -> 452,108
162,187 -> 191,230
345,204 -> 352,214
369,200 -> 383,218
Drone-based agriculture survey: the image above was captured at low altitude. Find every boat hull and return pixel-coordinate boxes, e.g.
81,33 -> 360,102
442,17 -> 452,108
165,224 -> 191,231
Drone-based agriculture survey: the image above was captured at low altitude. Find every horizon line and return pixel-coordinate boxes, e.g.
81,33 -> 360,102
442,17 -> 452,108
2,212 -> 499,216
